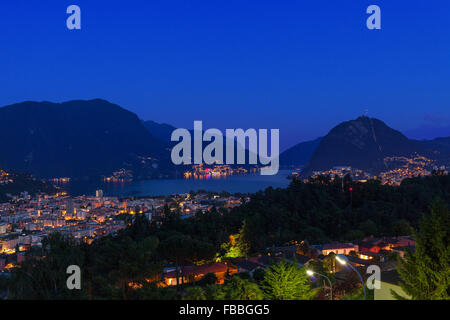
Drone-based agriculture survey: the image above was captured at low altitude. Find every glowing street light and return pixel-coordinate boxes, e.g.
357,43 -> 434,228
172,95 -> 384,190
306,269 -> 333,300
335,255 -> 347,265
335,254 -> 366,300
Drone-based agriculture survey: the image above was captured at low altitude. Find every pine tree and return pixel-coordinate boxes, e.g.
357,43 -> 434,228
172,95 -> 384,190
220,220 -> 251,259
394,198 -> 450,300
261,260 -> 316,300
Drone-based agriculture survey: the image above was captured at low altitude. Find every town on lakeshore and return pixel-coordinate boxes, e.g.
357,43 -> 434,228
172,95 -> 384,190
0,189 -> 246,260
290,155 -> 448,186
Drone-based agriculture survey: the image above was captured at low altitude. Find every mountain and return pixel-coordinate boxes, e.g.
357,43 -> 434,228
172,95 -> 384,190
301,116 -> 447,176
0,99 -> 170,179
142,120 -> 176,145
420,137 -> 450,151
404,125 -> 450,140
279,137 -> 322,168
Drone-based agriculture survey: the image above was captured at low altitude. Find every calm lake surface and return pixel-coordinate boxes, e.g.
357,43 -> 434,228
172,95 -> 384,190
65,170 -> 293,197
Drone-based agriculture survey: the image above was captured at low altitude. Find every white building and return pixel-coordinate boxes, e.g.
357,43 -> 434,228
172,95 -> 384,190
96,189 -> 104,199
0,223 -> 8,235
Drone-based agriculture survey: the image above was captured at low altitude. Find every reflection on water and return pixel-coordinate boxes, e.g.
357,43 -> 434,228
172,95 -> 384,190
63,170 -> 292,198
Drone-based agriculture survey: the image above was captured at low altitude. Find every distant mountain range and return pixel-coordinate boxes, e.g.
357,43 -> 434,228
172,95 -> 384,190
1,100 -> 449,180
0,99 -> 172,179
404,125 -> 450,140
282,116 -> 450,177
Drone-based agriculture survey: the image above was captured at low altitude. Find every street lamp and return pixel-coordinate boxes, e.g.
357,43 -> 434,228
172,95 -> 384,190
306,269 -> 333,300
335,254 -> 366,300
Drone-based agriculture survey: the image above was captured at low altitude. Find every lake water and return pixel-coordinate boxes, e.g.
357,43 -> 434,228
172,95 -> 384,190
64,170 -> 293,197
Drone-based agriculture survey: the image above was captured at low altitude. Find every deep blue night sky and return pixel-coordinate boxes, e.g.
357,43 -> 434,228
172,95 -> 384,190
1,1 -> 449,150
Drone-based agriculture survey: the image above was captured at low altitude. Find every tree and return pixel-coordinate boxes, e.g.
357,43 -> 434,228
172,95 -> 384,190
322,253 -> 336,273
394,199 -> 450,300
159,234 -> 215,288
344,229 -> 365,241
8,233 -> 86,300
391,219 -> 413,236
261,260 -> 316,300
128,282 -> 178,300
252,268 -> 266,283
216,276 -> 263,300
203,284 -> 220,300
297,240 -> 310,256
197,273 -> 218,286
158,234 -> 192,288
116,236 -> 160,299
189,239 -> 216,266
183,286 -> 206,300
218,221 -> 251,260
234,221 -> 251,257
125,212 -> 151,241
359,219 -> 377,236
89,234 -> 161,300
